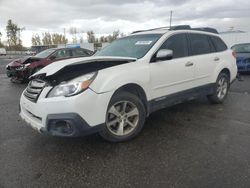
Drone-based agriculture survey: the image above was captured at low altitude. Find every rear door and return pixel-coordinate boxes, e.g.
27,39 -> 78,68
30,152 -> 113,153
71,48 -> 89,58
187,33 -> 218,87
53,49 -> 71,62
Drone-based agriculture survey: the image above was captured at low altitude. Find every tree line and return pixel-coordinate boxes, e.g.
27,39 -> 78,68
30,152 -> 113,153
86,30 -> 125,43
0,19 -> 25,50
31,32 -> 68,46
31,28 -> 124,46
0,19 -> 125,50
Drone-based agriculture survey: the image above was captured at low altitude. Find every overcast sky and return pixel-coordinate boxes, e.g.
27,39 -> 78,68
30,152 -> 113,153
0,0 -> 250,46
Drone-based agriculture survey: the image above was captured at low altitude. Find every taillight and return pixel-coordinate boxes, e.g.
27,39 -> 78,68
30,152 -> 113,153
232,51 -> 236,58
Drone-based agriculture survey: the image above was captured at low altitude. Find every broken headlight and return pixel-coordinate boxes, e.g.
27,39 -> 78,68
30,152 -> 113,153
47,72 -> 97,98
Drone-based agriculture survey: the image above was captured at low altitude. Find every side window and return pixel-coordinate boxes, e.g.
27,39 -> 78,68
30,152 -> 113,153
189,34 -> 212,55
210,36 -> 228,52
72,49 -> 88,57
54,49 -> 70,59
159,33 -> 188,59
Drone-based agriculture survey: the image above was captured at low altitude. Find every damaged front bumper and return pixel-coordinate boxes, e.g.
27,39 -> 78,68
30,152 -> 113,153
6,66 -> 31,80
19,86 -> 113,137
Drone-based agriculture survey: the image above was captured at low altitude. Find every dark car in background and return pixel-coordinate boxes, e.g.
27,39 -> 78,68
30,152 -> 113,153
231,43 -> 250,73
6,47 -> 93,82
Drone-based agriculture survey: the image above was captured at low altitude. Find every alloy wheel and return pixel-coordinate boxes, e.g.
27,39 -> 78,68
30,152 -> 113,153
216,77 -> 228,100
106,101 -> 139,136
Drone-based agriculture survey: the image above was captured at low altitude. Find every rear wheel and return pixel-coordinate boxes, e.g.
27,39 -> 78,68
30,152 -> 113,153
207,72 -> 230,104
99,92 -> 146,142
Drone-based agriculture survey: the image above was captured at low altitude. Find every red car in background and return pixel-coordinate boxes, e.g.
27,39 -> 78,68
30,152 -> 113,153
6,47 -> 93,82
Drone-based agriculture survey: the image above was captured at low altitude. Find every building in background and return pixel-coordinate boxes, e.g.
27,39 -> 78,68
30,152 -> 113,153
94,42 -> 109,51
220,31 -> 250,48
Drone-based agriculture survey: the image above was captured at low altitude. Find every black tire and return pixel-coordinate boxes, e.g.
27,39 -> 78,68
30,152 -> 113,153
10,76 -> 24,84
207,72 -> 230,104
99,92 -> 146,142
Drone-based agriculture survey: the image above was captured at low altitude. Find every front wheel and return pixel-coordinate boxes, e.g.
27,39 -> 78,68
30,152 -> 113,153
207,72 -> 230,104
99,92 -> 146,142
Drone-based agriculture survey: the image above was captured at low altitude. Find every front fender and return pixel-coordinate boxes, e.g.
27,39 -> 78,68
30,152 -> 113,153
90,62 -> 152,100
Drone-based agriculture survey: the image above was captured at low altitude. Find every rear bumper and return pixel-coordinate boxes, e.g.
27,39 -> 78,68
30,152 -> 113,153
237,64 -> 250,72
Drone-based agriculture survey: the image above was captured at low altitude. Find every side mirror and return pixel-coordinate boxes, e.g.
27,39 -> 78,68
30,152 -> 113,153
49,55 -> 56,60
153,49 -> 173,62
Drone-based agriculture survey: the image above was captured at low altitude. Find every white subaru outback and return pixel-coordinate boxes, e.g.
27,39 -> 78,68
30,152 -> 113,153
19,26 -> 237,142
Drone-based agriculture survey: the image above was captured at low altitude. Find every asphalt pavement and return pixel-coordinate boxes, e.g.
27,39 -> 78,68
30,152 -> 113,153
0,56 -> 250,188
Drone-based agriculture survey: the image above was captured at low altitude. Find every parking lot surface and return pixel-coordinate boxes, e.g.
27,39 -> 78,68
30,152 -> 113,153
0,56 -> 250,188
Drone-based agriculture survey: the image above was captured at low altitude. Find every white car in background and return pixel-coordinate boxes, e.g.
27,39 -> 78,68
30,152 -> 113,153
0,48 -> 7,56
19,25 -> 237,142
25,50 -> 36,55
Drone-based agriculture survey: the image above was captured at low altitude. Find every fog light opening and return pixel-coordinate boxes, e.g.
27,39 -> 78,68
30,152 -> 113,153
54,120 -> 74,134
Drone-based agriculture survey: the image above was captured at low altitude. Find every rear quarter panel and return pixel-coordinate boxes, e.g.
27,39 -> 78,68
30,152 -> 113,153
211,49 -> 237,83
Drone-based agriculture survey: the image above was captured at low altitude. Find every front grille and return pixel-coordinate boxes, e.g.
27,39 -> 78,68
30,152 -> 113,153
24,79 -> 46,102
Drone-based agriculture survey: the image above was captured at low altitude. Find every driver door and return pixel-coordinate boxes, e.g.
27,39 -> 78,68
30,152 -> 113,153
149,33 -> 195,100
53,49 -> 71,61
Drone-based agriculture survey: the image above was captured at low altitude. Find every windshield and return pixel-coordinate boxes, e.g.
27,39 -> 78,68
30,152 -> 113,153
231,44 -> 250,53
96,34 -> 162,59
35,49 -> 56,58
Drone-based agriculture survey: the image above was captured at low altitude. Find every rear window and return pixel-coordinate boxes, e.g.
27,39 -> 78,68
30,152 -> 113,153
210,36 -> 227,52
189,34 -> 212,55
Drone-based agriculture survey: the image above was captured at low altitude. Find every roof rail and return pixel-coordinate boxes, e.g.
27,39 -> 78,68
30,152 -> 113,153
191,27 -> 218,34
132,25 -> 218,34
169,25 -> 191,30
131,26 -> 170,34
132,25 -> 190,34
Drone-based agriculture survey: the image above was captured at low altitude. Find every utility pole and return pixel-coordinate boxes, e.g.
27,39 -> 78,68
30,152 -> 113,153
63,28 -> 66,47
169,10 -> 173,28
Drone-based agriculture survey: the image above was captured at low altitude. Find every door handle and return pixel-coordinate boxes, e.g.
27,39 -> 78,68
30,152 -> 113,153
214,57 -> 220,61
185,62 -> 194,67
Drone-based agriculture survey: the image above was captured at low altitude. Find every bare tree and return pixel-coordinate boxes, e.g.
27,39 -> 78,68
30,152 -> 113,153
69,27 -> 78,44
97,30 -> 122,43
31,34 -> 41,46
51,33 -> 68,45
6,19 -> 25,50
87,31 -> 95,43
0,31 -> 4,47
42,32 -> 52,45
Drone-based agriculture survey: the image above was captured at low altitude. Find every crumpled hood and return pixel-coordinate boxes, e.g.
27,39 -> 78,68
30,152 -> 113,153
32,56 -> 137,78
8,56 -> 42,67
8,56 -> 31,67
